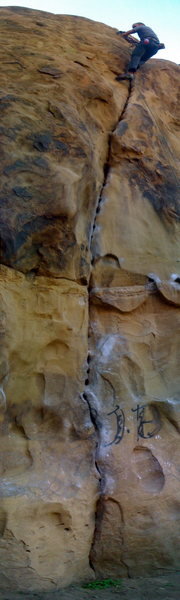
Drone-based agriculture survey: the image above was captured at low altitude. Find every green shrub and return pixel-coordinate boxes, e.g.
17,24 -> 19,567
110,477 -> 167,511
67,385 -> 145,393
83,578 -> 122,589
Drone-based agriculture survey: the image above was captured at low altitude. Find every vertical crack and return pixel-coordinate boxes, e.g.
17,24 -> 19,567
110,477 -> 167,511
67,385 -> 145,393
89,495 -> 131,578
89,81 -> 133,250
82,80 -> 133,577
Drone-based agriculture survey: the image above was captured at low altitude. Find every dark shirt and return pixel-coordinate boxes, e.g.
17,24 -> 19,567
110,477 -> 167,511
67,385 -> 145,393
134,25 -> 159,43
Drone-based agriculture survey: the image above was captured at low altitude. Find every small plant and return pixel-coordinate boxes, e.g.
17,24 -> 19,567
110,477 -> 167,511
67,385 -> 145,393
83,577 -> 122,589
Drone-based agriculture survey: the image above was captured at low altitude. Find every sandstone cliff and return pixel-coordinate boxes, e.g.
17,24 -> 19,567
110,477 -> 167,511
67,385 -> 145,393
0,6 -> 180,592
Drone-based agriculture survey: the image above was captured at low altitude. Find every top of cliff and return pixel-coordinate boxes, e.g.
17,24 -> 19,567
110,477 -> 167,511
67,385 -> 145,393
0,7 -> 179,287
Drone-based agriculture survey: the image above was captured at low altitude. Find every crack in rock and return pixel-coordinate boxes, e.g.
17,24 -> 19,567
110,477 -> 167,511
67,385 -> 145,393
82,82 -> 133,576
89,82 -> 132,249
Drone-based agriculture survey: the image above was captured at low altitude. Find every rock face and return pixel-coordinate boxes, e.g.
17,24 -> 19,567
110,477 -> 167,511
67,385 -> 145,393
0,6 -> 180,591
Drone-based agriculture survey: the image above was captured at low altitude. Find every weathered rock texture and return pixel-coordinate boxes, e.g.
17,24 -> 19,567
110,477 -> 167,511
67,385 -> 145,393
0,6 -> 180,591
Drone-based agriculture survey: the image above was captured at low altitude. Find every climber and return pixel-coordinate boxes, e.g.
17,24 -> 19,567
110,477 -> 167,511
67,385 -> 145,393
116,22 -> 165,81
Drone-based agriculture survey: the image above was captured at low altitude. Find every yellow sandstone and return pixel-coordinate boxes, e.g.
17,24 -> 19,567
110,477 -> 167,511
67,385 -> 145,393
0,6 -> 179,591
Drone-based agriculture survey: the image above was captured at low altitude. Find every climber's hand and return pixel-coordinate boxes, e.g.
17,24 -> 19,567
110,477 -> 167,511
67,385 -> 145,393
116,30 -> 125,35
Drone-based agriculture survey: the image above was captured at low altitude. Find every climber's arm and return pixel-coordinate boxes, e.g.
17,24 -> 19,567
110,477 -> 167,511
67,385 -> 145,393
117,27 -> 139,37
122,28 -> 136,36
116,29 -> 139,44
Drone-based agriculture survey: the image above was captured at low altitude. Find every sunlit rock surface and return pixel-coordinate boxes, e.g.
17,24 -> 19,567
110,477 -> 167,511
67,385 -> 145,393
0,6 -> 180,591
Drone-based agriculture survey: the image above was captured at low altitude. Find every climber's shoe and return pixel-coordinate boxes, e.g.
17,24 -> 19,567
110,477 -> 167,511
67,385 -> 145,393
115,73 -> 134,81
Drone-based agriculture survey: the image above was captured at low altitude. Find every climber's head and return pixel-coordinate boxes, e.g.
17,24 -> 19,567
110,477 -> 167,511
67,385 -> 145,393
132,22 -> 145,28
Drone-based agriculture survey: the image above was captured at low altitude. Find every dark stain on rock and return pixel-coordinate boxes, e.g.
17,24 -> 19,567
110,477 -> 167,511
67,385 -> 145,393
33,157 -> 49,169
13,187 -> 32,199
117,121 -> 128,136
129,160 -> 180,220
32,132 -> 52,152
38,65 -> 62,78
4,161 -> 28,175
54,139 -> 69,153
74,60 -> 89,69
13,216 -> 57,252
0,96 -> 13,110
0,509 -> 7,537
0,225 -> 16,259
0,126 -> 18,140
36,21 -> 46,27
1,211 -> 77,276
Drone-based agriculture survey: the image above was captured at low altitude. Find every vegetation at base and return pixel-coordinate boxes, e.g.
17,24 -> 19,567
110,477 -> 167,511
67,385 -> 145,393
83,578 -> 122,589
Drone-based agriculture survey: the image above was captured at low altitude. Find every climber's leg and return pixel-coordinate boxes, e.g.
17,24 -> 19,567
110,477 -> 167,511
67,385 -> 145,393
138,42 -> 159,66
116,42 -> 145,80
116,41 -> 159,81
